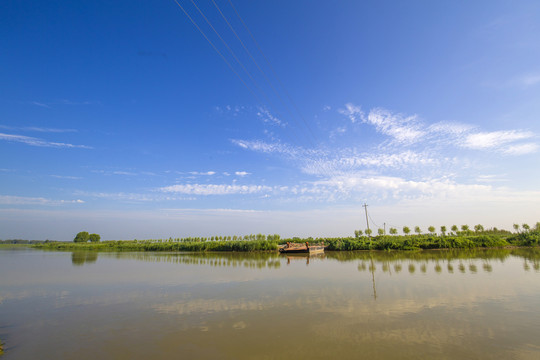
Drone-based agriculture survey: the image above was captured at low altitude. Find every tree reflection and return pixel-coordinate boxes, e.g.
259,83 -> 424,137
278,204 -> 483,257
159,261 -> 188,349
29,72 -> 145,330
71,251 -> 98,266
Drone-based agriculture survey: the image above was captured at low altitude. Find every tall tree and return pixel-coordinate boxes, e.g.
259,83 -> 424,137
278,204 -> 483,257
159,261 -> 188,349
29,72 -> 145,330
414,226 -> 422,235
428,226 -> 435,234
74,231 -> 90,243
474,224 -> 484,233
389,227 -> 397,235
89,233 -> 100,243
403,226 -> 411,235
440,226 -> 447,236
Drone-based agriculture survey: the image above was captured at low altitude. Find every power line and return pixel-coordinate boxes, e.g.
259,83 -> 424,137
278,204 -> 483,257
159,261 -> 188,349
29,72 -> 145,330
368,213 -> 380,229
212,0 -> 317,149
173,0 -> 333,180
171,0 -> 257,100
187,0 -> 314,153
227,0 -> 320,144
188,0 -> 266,102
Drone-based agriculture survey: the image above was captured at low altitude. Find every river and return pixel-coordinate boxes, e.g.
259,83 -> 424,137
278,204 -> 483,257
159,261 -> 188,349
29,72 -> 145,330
1,248 -> 539,359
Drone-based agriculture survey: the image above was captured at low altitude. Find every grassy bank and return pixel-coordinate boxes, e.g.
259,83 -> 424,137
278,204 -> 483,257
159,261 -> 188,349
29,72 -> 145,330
33,239 -> 280,252
31,230 -> 540,252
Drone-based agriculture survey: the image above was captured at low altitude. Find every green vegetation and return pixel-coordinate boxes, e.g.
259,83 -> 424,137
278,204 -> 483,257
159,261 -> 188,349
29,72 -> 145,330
35,237 -> 280,252
73,231 -> 101,243
89,233 -> 100,243
74,231 -> 90,243
27,223 -> 540,253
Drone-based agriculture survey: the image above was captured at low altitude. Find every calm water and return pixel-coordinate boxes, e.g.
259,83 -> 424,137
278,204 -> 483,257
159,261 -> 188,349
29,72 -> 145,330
1,248 -> 540,359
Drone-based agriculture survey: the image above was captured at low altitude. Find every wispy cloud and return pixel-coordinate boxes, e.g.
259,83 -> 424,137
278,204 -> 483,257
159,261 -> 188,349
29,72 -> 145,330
0,195 -> 84,205
235,171 -> 250,177
0,125 -> 77,133
76,191 -> 195,202
336,104 -> 538,155
502,143 -> 539,155
366,108 -> 425,145
515,73 -> 540,87
337,104 -> 425,144
30,101 -> 50,108
462,130 -> 534,150
231,139 -> 302,157
189,171 -> 216,176
50,175 -> 82,180
428,121 -> 475,136
160,184 -> 272,195
338,103 -> 364,123
302,150 -> 438,175
28,99 -> 96,107
0,132 -> 91,149
475,174 -> 508,183
257,107 -> 285,127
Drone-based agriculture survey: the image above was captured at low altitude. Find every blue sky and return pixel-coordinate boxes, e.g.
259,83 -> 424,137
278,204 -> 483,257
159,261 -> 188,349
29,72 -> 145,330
1,0 -> 540,240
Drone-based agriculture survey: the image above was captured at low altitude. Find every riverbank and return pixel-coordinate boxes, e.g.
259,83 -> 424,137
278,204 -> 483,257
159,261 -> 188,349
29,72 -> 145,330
31,231 -> 539,252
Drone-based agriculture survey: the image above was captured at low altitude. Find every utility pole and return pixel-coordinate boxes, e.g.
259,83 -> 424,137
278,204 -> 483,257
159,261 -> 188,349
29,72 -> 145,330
363,203 -> 370,237
384,222 -> 386,235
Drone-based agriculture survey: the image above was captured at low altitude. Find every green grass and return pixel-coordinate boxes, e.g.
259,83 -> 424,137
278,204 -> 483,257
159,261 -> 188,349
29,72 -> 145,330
33,239 -> 279,252
30,230 -> 540,253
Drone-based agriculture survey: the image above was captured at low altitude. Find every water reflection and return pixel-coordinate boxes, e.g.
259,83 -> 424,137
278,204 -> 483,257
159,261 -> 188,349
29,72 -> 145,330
1,247 -> 540,359
71,251 -> 98,266
72,248 -> 540,275
100,251 -> 283,269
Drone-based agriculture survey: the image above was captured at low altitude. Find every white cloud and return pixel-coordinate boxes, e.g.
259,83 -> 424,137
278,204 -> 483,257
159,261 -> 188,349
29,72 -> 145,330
476,174 -> 508,183
25,126 -> 77,133
0,132 -> 91,149
428,122 -> 475,136
0,125 -> 77,133
338,103 -> 364,123
0,195 -> 84,205
302,151 -> 438,175
366,108 -> 425,144
160,184 -> 272,195
50,175 -> 82,180
257,107 -> 284,126
463,130 -> 533,150
189,171 -> 216,176
231,139 -> 301,157
113,171 -> 137,176
31,101 -> 50,108
502,143 -> 539,155
235,171 -> 250,177
516,73 -> 540,87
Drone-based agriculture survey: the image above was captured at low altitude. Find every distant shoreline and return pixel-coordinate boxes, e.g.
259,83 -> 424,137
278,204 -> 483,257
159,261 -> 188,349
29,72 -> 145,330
26,231 -> 539,252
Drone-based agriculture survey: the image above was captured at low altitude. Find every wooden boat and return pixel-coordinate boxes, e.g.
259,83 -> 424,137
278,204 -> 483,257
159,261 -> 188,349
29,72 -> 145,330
279,242 -> 325,254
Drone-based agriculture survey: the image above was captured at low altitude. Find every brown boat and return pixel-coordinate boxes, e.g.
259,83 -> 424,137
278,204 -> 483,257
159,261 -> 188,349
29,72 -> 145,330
279,241 -> 325,254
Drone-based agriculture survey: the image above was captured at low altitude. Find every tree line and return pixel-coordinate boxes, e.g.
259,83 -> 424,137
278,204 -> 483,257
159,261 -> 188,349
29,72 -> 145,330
354,222 -> 539,237
74,231 -> 101,243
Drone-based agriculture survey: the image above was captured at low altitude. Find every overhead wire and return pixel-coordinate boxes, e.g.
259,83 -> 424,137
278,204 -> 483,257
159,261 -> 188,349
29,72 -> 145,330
211,0 -> 316,149
186,0 -> 310,152
368,213 -> 380,230
227,0 -> 320,144
173,0 -> 334,181
224,0 -> 334,181
171,0 -> 258,101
